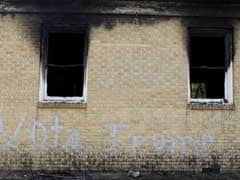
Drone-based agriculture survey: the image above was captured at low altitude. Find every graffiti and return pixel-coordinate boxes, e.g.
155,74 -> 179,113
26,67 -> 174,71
51,114 -> 63,148
131,135 -> 144,157
170,135 -> 197,155
0,115 -> 26,149
153,134 -> 165,155
0,114 -> 215,157
67,129 -> 81,151
102,123 -> 129,156
31,120 -> 48,150
201,133 -> 214,156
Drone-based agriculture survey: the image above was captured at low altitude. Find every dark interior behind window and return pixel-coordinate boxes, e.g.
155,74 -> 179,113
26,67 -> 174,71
190,34 -> 226,99
47,33 -> 85,97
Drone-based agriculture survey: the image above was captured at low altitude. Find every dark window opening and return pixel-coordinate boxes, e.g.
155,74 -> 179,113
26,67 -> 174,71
189,33 -> 228,99
46,33 -> 86,97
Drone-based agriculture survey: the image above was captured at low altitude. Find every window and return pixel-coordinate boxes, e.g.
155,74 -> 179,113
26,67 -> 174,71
40,27 -> 88,103
188,28 -> 233,104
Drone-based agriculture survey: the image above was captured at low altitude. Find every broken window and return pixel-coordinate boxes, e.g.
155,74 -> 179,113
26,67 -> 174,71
189,28 -> 233,104
40,28 -> 88,103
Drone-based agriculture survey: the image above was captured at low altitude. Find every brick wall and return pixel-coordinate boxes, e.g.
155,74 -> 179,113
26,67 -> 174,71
0,14 -> 239,171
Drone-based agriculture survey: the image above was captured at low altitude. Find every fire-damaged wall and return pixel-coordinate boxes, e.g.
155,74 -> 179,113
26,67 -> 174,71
0,1 -> 240,172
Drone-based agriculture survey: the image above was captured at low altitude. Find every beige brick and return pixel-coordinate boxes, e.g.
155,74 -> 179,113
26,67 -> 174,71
0,15 -> 238,171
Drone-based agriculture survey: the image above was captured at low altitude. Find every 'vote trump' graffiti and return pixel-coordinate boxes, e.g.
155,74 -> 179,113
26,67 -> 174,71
0,114 -> 214,157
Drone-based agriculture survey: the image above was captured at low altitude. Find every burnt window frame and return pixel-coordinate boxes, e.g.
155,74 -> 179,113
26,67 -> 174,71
39,26 -> 89,103
188,28 -> 233,104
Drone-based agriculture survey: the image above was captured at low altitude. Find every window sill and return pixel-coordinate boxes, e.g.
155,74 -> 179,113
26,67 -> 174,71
38,101 -> 87,109
188,102 -> 234,110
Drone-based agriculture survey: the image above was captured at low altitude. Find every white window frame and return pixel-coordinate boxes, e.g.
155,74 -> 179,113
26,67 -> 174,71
187,28 -> 233,105
39,26 -> 89,104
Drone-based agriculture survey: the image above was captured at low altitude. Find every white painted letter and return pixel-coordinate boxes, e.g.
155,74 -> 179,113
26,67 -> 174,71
102,123 -> 129,156
201,133 -> 214,156
131,135 -> 144,157
153,134 -> 165,155
0,114 -> 26,149
67,129 -> 81,152
170,135 -> 196,156
31,120 -> 48,150
51,114 -> 63,148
